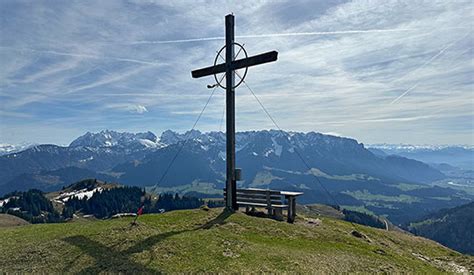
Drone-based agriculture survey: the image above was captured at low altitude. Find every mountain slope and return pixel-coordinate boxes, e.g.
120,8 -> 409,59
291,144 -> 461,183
0,143 -> 36,156
0,130 -> 168,192
0,144 -> 150,190
408,202 -> 474,255
70,130 -> 164,149
113,130 -> 446,189
0,208 -> 471,273
0,167 -> 116,195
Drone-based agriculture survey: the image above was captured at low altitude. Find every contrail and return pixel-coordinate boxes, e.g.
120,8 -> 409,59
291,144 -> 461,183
389,83 -> 419,104
129,26 -> 471,45
129,28 -> 417,45
237,28 -> 417,39
391,35 -> 468,84
131,36 -> 224,45
0,46 -> 161,66
389,33 -> 469,104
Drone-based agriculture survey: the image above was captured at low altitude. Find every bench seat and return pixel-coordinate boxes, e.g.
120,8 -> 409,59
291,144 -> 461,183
225,188 -> 303,223
236,201 -> 288,208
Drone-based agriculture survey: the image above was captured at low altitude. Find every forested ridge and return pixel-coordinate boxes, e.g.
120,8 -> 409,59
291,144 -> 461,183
408,202 -> 474,255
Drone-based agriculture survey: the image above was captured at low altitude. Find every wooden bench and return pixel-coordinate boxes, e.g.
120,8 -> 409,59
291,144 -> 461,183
224,188 -> 303,223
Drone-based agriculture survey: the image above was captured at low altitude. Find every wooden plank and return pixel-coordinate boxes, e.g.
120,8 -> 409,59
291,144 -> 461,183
191,63 -> 226,78
230,51 -> 278,71
191,51 -> 278,79
236,201 -> 288,208
224,188 -> 281,194
234,198 -> 285,205
237,187 -> 281,193
281,191 -> 304,196
238,194 -> 281,200
236,188 -> 281,195
224,192 -> 281,200
224,195 -> 282,204
224,191 -> 279,198
236,202 -> 267,207
224,197 -> 282,204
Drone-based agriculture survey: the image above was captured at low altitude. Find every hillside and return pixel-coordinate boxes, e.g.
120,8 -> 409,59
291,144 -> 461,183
0,208 -> 472,273
0,180 -> 214,224
0,214 -> 29,227
408,202 -> 474,255
1,167 -> 116,194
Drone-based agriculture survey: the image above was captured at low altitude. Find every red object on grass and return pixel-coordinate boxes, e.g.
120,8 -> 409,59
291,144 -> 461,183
137,206 -> 144,216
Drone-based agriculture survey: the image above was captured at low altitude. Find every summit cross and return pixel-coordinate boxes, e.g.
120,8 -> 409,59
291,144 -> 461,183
191,14 -> 278,210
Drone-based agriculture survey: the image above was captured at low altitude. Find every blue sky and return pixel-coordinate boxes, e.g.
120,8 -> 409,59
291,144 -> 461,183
0,0 -> 473,145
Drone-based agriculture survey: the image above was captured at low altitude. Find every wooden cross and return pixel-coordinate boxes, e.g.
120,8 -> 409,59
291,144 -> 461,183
191,14 -> 278,210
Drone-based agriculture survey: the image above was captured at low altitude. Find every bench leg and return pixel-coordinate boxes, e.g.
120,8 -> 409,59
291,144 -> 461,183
267,208 -> 274,216
274,208 -> 283,219
245,206 -> 250,213
287,196 -> 296,223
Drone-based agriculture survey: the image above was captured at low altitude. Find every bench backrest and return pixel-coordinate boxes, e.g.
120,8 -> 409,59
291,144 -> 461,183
224,188 -> 286,207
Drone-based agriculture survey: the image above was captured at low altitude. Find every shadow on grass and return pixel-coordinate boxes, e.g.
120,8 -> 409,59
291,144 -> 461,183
199,208 -> 233,229
127,209 -> 233,254
63,235 -> 158,274
62,209 -> 233,273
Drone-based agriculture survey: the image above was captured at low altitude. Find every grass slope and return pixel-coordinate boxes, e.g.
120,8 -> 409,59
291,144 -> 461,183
0,214 -> 29,227
0,208 -> 472,273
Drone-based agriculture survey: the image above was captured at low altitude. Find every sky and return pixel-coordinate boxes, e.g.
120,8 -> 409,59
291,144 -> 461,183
0,0 -> 473,146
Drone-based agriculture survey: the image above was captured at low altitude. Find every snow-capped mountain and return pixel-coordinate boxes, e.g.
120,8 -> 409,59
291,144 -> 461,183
0,130 -> 447,192
0,143 -> 36,156
159,129 -> 204,145
0,130 -> 450,192
369,144 -> 473,152
115,129 -> 446,190
69,130 -> 165,149
368,144 -> 474,169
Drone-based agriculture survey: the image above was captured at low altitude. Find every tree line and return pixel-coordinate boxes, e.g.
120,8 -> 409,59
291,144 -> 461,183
1,185 -> 224,223
0,189 -> 61,223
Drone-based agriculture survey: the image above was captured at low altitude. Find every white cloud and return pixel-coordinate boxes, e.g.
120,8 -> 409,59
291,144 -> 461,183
131,105 -> 148,114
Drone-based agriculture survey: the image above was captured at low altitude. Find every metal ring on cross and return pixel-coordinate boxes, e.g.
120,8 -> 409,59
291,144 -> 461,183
213,42 -> 248,89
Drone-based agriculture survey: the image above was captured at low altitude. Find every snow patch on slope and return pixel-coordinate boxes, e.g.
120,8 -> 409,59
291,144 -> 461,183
54,187 -> 103,203
271,137 -> 282,157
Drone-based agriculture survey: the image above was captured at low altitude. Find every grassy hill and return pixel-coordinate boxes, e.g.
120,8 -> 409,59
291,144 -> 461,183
0,214 -> 29,227
0,208 -> 472,273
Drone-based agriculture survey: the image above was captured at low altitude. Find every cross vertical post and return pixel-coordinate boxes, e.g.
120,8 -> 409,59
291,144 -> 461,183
191,13 -> 278,213
225,14 -> 237,210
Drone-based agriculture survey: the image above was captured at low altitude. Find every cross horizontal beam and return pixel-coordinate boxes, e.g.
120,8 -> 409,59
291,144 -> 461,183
191,51 -> 278,78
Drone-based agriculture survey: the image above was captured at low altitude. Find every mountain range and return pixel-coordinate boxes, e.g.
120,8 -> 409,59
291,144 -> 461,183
1,130 -> 472,224
368,144 -> 473,170
0,143 -> 36,156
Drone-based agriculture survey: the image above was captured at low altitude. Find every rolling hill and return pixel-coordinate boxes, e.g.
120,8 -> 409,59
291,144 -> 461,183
0,208 -> 472,273
0,214 -> 29,228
